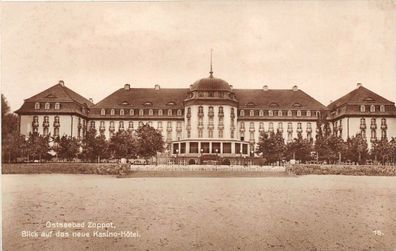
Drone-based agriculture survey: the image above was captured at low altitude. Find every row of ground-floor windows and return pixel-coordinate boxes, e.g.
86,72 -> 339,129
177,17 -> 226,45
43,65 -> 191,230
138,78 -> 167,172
172,142 -> 250,155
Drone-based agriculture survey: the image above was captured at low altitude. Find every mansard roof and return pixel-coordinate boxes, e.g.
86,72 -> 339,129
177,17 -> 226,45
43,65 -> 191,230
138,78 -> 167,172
93,88 -> 189,109
328,85 -> 395,110
15,81 -> 93,115
234,89 -> 325,110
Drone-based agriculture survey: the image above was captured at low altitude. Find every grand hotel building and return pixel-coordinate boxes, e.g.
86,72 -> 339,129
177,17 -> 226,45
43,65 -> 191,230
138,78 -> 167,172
16,70 -> 396,162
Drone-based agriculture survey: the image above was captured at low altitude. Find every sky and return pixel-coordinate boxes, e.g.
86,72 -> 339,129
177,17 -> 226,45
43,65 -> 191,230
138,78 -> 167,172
1,1 -> 396,111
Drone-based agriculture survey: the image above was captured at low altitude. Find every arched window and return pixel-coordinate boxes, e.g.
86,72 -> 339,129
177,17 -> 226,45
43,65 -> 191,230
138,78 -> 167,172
45,102 -> 50,110
250,110 -> 254,116
129,109 -> 135,116
120,109 -> 124,116
111,109 -> 115,115
90,121 -> 95,129
268,110 -> 273,117
287,110 -> 292,117
34,102 -> 40,110
55,103 -> 60,110
167,109 -> 172,116
240,110 -> 245,117
177,109 -> 182,116
370,105 -> 375,112
297,110 -> 301,117
199,106 -> 204,114
259,110 -> 264,116
149,109 -> 153,116
278,110 -> 283,117
218,106 -> 224,114
360,105 -> 365,112
156,109 -> 162,116
380,105 -> 385,112
139,109 -> 144,116
306,110 -> 311,117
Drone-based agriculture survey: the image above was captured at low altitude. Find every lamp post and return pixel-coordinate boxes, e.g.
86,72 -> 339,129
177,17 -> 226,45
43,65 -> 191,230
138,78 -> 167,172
200,148 -> 203,165
215,148 -> 219,168
250,150 -> 254,166
176,149 -> 179,166
240,150 -> 243,166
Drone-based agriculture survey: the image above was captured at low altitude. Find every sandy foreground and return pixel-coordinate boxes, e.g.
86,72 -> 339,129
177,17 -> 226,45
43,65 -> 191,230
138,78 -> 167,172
2,174 -> 396,251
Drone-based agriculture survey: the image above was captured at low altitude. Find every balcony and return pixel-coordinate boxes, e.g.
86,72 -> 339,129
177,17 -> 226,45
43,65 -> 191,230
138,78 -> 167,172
240,128 -> 245,132
268,128 -> 274,133
208,124 -> 214,130
259,128 -> 265,133
99,127 -> 106,132
360,124 -> 366,130
42,122 -> 50,128
53,122 -> 60,128
381,124 -> 387,130
218,124 -> 224,130
249,127 -> 255,132
306,128 -> 312,133
277,128 -> 283,133
218,112 -> 224,117
208,112 -> 214,117
370,124 -> 377,130
109,127 -> 115,132
176,127 -> 182,132
287,128 -> 293,133
297,128 -> 303,133
198,112 -> 204,117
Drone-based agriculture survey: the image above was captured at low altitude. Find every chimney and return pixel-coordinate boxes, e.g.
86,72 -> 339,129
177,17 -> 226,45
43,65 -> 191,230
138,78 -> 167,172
356,83 -> 362,88
59,80 -> 65,87
124,84 -> 130,90
229,85 -> 233,90
154,84 -> 160,90
89,98 -> 93,103
263,85 -> 269,91
292,85 -> 298,91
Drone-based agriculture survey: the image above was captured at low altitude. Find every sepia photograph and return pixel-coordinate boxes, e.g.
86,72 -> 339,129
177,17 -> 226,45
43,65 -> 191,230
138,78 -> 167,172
1,1 -> 396,250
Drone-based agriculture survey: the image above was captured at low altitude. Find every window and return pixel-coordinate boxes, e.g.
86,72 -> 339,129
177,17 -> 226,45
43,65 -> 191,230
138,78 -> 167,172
90,121 -> 95,129
208,130 -> 213,138
219,130 -> 223,138
250,110 -> 254,117
177,109 -> 182,116
158,109 -> 163,116
218,106 -> 224,115
259,110 -> 264,116
240,110 -> 245,116
128,121 -> 134,130
278,110 -> 283,117
360,105 -> 365,112
139,109 -> 144,116
157,121 -> 162,129
167,121 -> 172,129
111,109 -> 115,115
149,109 -> 153,116
269,110 -> 273,117
34,102 -> 40,110
297,110 -> 301,117
259,122 -> 264,131
287,110 -> 292,117
54,128 -> 59,137
55,103 -> 60,110
198,129 -> 203,138
278,122 -> 283,132
249,122 -> 254,130
129,109 -> 134,116
45,102 -> 50,110
167,109 -> 172,116
306,110 -> 311,117
120,109 -> 125,116
268,122 -> 274,132
139,121 -> 144,127
380,105 -> 385,112
119,121 -> 124,130
370,105 -> 375,112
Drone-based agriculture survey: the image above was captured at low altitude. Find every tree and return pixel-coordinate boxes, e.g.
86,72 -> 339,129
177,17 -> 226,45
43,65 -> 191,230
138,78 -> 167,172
286,133 -> 313,162
26,132 -> 51,161
256,131 -> 285,164
80,129 -> 110,162
371,138 -> 392,164
135,124 -> 164,160
345,133 -> 368,164
56,135 -> 80,161
108,131 -> 137,159
315,134 -> 345,164
1,94 -> 20,162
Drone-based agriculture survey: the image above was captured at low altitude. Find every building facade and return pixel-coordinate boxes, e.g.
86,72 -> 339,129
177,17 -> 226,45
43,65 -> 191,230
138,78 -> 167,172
16,72 -> 396,162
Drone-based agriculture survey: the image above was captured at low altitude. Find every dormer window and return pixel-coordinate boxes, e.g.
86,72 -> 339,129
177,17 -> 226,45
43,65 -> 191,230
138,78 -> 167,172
177,109 -> 182,116
149,109 -> 153,116
249,110 -> 254,117
55,103 -> 60,110
278,110 -> 283,117
129,109 -> 134,116
360,105 -> 365,112
167,109 -> 172,116
34,102 -> 40,110
111,109 -> 115,115
101,109 -> 105,115
293,103 -> 302,108
287,110 -> 292,117
306,110 -> 311,117
240,110 -> 245,117
139,109 -> 144,116
259,110 -> 264,116
167,101 -> 176,106
120,109 -> 125,116
144,101 -> 152,106
45,102 -> 50,110
269,110 -> 273,117
121,101 -> 129,105
158,109 -> 163,116
380,105 -> 385,112
370,105 -> 375,112
297,110 -> 301,117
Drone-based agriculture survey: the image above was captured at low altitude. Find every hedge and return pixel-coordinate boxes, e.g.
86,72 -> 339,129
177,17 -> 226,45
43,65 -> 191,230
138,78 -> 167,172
287,164 -> 396,176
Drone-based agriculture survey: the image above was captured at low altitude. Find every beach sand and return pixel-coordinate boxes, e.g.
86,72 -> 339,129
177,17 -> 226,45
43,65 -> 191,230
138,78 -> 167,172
2,174 -> 396,250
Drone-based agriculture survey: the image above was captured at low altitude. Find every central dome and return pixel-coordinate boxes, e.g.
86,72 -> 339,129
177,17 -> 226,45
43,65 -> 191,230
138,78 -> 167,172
190,76 -> 232,92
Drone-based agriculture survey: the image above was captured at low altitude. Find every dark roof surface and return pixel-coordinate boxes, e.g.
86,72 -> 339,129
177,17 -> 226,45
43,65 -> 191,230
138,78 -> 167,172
328,86 -> 394,110
234,89 -> 326,110
190,77 -> 232,91
25,83 -> 93,107
93,88 -> 189,109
